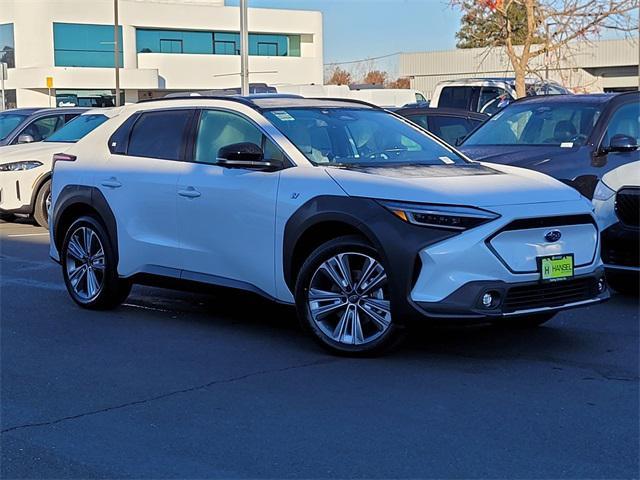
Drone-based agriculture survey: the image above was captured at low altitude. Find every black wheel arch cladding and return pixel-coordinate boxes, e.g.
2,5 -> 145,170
52,185 -> 119,264
283,195 -> 458,321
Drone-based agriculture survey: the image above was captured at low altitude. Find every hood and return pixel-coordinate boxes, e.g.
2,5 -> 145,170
325,162 -> 582,207
601,160 -> 640,190
0,142 -> 69,165
459,145 -> 582,168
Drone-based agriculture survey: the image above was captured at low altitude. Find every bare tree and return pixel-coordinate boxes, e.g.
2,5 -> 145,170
453,0 -> 639,97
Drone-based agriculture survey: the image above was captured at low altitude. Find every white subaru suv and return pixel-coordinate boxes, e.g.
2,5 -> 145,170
50,96 -> 608,355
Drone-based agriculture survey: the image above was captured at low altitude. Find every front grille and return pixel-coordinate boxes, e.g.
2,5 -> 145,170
615,188 -> 639,227
503,277 -> 597,313
601,226 -> 640,268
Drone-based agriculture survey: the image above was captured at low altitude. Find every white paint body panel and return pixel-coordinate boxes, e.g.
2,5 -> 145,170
489,224 -> 597,272
593,160 -> 640,230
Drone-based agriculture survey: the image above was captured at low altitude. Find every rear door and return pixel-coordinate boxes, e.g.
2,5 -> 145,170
98,108 -> 196,276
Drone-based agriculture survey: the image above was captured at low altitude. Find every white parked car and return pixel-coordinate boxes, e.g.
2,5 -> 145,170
593,160 -> 639,295
0,109 -> 118,228
430,78 -> 570,115
50,96 -> 608,355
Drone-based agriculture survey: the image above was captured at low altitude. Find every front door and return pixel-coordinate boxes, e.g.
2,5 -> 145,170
176,109 -> 285,297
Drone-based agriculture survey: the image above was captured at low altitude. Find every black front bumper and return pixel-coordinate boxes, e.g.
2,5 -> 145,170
413,269 -> 608,320
601,222 -> 639,271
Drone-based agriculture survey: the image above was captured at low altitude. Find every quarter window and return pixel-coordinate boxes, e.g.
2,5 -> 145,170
127,110 -> 194,161
195,110 -> 284,165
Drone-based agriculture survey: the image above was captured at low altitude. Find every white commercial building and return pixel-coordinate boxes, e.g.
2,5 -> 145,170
0,0 -> 323,108
400,39 -> 640,99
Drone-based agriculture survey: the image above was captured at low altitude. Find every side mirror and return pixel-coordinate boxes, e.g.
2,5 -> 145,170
216,142 -> 284,171
17,134 -> 35,144
606,134 -> 638,153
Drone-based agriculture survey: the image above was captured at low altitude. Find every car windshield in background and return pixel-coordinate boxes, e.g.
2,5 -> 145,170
463,102 -> 603,147
0,113 -> 28,141
45,114 -> 108,143
263,108 -> 466,166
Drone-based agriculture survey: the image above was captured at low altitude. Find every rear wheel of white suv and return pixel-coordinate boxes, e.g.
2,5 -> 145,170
61,216 -> 131,310
33,179 -> 51,229
295,235 -> 403,356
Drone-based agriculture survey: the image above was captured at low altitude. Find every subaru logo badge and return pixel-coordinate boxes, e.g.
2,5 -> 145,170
545,230 -> 562,242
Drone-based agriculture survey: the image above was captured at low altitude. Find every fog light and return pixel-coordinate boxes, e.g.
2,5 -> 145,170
482,292 -> 494,307
597,277 -> 606,293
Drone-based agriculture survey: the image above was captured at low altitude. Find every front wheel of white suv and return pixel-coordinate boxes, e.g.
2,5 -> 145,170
295,235 -> 404,356
61,216 -> 131,310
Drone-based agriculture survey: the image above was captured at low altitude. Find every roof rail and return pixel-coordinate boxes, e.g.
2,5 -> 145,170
136,95 -> 260,109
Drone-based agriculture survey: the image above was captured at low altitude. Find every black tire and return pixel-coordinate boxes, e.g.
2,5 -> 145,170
606,269 -> 639,297
493,312 -> 556,329
61,215 -> 131,310
294,234 -> 404,356
33,179 -> 51,229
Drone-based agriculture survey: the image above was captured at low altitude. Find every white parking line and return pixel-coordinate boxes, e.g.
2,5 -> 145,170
6,233 -> 50,237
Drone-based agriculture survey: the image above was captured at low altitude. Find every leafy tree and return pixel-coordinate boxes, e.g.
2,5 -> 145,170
453,0 -> 639,97
387,77 -> 411,89
362,70 -> 388,85
326,67 -> 352,85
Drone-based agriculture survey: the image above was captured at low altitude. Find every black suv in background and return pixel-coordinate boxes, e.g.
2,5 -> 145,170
395,107 -> 487,146
459,92 -> 640,198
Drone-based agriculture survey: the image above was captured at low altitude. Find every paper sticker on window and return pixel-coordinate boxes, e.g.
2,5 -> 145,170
272,111 -> 295,121
560,142 -> 573,148
439,156 -> 455,164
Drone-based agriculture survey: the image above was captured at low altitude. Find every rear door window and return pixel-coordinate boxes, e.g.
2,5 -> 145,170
438,86 -> 475,110
427,115 -> 474,145
127,110 -> 194,161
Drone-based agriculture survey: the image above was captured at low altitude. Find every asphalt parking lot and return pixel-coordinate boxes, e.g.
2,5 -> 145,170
1,219 -> 638,479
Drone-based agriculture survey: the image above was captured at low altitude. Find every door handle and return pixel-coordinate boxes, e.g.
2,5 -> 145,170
178,187 -> 201,199
101,177 -> 122,189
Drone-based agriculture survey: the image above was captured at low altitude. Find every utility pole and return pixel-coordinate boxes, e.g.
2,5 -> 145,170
239,0 -> 249,96
114,0 -> 121,106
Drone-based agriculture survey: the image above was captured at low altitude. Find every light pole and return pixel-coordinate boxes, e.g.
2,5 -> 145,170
114,0 -> 121,106
240,0 -> 249,95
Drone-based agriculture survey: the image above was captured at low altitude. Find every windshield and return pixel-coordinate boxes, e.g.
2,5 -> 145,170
45,114 -> 108,143
263,108 -> 466,166
0,112 -> 28,141
463,102 -> 602,147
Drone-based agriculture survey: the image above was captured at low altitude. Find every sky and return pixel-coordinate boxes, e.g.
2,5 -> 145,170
226,0 -> 462,67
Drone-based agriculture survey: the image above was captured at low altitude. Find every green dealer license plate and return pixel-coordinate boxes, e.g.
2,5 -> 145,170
539,254 -> 574,281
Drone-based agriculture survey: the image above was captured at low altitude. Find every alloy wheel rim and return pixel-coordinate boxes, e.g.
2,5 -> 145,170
307,252 -> 392,346
45,192 -> 52,218
65,226 -> 106,301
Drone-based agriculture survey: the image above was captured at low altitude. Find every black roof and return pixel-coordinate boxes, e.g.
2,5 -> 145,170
138,94 -> 379,111
513,92 -> 634,106
394,106 -> 488,120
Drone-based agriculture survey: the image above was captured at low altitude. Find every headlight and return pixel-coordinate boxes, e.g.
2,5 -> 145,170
0,161 -> 43,172
379,200 -> 500,230
592,181 -> 615,201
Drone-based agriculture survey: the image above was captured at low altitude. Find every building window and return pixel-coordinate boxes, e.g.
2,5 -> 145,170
137,28 -> 301,57
160,39 -> 183,54
53,23 -> 123,68
137,29 -> 213,54
0,23 -> 15,68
